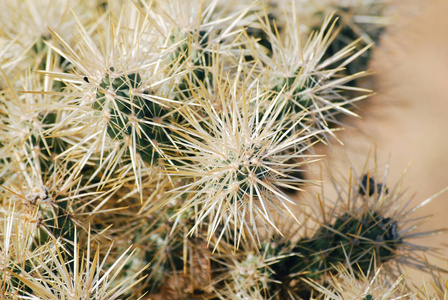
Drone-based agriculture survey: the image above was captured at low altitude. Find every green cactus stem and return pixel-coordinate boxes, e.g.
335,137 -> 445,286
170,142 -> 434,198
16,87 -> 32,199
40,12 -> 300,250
171,30 -> 213,101
94,68 -> 174,164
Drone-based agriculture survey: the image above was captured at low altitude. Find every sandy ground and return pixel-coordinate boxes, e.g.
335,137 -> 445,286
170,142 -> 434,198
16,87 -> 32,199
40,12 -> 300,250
316,0 -> 448,290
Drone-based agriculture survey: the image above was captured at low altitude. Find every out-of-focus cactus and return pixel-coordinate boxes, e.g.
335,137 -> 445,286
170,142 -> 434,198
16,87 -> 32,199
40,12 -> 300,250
211,169 -> 445,298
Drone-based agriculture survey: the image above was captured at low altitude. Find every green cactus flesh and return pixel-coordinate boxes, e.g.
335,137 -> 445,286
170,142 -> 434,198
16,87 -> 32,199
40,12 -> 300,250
258,211 -> 401,296
172,30 -> 212,100
94,68 -> 173,164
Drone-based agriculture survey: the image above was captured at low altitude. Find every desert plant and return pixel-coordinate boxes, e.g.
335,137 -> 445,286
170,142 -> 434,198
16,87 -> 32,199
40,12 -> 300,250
1,0 -> 446,299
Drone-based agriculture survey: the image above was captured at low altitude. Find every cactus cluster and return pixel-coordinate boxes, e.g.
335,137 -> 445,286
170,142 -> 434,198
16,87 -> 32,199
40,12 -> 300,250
211,170 -> 444,299
1,0 -> 446,299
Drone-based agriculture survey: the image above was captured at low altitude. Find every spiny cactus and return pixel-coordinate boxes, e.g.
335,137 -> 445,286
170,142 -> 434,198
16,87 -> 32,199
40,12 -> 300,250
7,230 -> 147,299
211,168 -> 446,298
304,262 -> 410,299
167,75 -> 322,245
170,30 -> 213,99
1,0 -> 447,299
93,67 -> 175,165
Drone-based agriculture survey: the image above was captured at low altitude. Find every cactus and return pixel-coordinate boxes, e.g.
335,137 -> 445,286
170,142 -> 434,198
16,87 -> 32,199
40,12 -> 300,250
93,67 -> 175,164
211,169 -> 444,299
1,0 -> 447,299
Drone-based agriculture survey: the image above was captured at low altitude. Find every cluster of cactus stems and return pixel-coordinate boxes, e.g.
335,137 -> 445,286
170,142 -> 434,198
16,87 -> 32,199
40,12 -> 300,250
1,0 -> 447,299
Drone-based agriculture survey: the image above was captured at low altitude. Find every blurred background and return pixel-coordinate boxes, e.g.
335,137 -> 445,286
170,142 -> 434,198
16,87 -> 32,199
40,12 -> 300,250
322,0 -> 448,287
